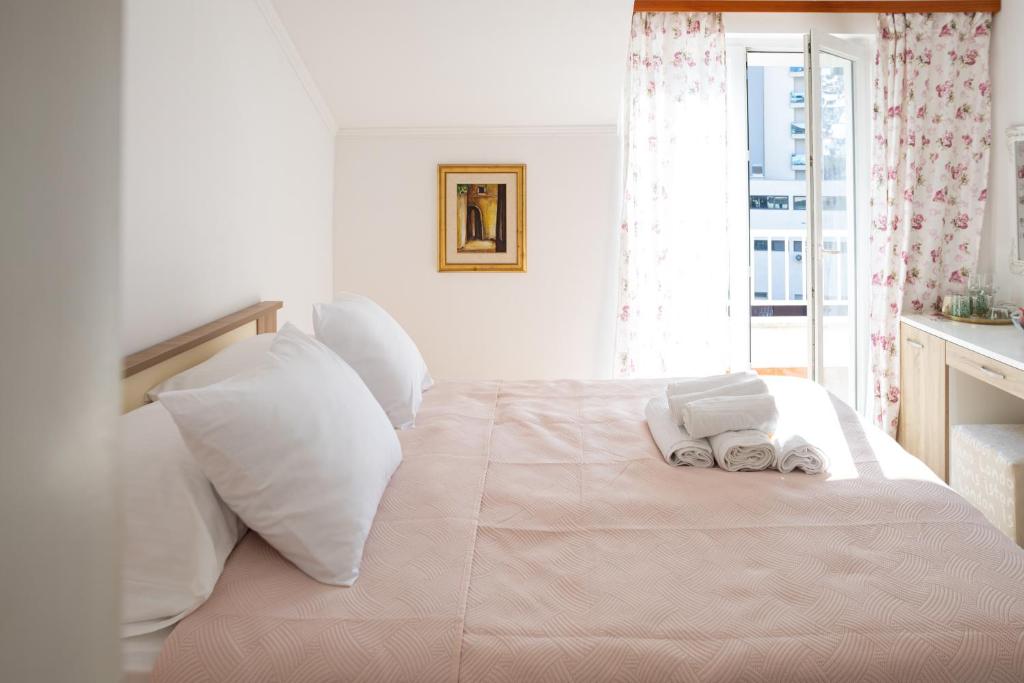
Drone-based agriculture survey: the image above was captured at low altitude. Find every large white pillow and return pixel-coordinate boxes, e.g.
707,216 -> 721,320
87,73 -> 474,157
120,401 -> 242,637
313,293 -> 432,429
146,332 -> 275,401
159,323 -> 402,586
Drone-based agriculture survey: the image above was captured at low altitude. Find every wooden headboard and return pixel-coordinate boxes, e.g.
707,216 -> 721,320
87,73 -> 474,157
121,301 -> 282,412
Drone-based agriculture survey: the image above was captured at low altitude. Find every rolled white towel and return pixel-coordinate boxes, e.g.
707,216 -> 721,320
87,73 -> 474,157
667,378 -> 769,426
678,393 -> 779,439
644,398 -> 714,467
666,370 -> 758,397
776,435 -> 828,475
710,430 -> 778,472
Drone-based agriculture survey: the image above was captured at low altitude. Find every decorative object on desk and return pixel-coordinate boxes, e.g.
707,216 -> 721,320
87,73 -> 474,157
437,164 -> 526,272
1008,125 -> 1024,275
968,272 -> 995,317
942,285 -> 1011,324
1011,310 -> 1024,333
949,294 -> 973,319
990,304 -> 1014,321
943,310 -> 1013,325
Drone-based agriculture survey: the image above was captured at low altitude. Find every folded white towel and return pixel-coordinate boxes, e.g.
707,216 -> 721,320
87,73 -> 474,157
645,398 -> 714,467
776,434 -> 829,475
710,430 -> 778,472
666,370 -> 758,398
678,393 -> 779,439
667,378 -> 769,426
768,380 -> 830,475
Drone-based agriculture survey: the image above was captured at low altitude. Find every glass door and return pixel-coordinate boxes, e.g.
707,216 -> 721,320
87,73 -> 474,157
744,50 -> 811,381
806,31 -> 869,406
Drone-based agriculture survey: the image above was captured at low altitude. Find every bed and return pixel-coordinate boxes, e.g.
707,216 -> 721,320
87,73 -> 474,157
126,304 -> 1024,682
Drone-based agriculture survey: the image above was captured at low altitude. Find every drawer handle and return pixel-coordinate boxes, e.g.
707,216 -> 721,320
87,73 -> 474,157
906,339 -> 924,350
980,365 -> 1006,381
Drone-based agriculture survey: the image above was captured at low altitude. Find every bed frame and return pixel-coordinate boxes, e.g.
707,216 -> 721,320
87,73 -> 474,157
121,301 -> 282,412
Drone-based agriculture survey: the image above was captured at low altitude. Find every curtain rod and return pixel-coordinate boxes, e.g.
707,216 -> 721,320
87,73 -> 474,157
633,1 -> 1000,12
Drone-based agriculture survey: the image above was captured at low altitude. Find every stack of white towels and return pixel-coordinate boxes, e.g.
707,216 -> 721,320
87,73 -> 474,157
645,371 -> 828,474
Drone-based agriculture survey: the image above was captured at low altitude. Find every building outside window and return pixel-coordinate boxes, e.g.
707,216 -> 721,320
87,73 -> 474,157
750,195 -> 790,210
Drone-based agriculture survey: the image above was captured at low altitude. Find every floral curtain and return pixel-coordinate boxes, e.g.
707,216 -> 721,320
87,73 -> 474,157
615,12 -> 730,378
869,13 -> 992,434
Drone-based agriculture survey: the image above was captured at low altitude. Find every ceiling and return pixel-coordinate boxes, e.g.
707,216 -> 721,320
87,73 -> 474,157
271,0 -> 634,129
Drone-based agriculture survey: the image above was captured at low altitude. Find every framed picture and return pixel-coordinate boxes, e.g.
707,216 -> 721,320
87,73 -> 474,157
1010,126 -> 1024,275
438,164 -> 526,272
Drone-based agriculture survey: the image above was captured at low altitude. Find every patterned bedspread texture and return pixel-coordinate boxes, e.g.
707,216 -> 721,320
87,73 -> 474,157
154,378 -> 1024,682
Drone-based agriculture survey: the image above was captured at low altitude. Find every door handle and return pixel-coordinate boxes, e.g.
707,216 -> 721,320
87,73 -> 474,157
905,339 -> 924,350
980,365 -> 1006,381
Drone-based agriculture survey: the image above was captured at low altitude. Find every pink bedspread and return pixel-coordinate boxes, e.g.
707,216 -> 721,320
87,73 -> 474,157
154,379 -> 1024,682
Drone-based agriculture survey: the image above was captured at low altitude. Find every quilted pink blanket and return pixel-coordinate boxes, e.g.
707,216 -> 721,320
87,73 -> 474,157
154,378 -> 1024,682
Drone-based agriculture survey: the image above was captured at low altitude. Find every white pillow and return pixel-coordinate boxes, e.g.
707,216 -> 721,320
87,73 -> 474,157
146,332 -> 275,401
159,323 -> 402,586
120,401 -> 242,637
313,293 -> 432,429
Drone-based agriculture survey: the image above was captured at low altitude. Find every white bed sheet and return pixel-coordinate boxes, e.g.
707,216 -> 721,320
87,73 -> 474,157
121,625 -> 173,683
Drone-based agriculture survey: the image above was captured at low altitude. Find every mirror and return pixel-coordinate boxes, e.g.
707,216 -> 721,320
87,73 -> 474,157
1011,125 -> 1024,274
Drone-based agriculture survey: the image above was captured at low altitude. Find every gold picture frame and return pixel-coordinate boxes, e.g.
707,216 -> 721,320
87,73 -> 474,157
438,164 -> 526,272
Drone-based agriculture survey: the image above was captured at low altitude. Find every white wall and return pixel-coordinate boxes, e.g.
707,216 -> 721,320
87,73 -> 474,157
271,0 -> 633,128
725,12 -> 874,36
986,3 -> 1024,301
334,130 -> 620,380
0,2 -> 121,680
120,0 -> 335,352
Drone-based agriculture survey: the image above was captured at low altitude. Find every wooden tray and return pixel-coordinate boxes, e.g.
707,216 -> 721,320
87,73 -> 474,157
940,312 -> 1013,325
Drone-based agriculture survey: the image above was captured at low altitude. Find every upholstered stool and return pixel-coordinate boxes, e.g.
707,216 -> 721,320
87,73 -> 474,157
950,424 -> 1024,546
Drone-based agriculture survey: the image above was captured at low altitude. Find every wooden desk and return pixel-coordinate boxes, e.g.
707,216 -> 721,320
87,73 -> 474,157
899,314 -> 1024,481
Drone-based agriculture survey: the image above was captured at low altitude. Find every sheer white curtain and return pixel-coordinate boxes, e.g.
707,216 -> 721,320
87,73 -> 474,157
615,12 -> 731,378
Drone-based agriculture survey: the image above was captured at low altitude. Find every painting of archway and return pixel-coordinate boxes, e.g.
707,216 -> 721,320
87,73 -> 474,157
456,184 -> 507,253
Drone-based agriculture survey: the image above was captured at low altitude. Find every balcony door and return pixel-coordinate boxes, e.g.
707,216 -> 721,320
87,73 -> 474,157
734,33 -> 869,408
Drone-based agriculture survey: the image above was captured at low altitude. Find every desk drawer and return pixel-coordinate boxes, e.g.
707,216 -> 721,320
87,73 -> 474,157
946,343 -> 1024,402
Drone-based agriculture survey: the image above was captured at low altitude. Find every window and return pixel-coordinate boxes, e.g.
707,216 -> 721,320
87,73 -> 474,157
822,237 -> 849,305
753,240 -> 768,300
770,240 -> 786,300
791,154 -> 807,169
789,239 -> 804,300
793,196 -> 807,211
822,195 -> 847,210
750,195 -> 789,210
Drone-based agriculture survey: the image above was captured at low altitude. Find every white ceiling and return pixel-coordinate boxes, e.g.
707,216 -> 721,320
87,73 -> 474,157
271,0 -> 634,129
